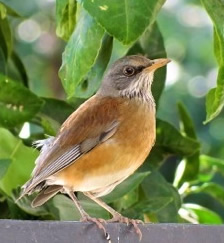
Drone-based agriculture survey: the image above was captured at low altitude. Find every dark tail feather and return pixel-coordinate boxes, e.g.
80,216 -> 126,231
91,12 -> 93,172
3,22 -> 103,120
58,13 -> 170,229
16,180 -> 34,203
31,185 -> 63,207
16,179 -> 44,203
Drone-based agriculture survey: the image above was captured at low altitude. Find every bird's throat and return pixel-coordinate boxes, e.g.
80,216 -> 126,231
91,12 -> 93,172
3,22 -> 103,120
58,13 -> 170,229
120,72 -> 155,106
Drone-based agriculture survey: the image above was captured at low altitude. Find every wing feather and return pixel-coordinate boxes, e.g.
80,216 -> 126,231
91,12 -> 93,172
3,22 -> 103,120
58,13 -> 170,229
21,96 -> 122,196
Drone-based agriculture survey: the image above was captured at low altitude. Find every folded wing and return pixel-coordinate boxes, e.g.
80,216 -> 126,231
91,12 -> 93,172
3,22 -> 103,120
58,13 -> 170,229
20,96 -> 121,197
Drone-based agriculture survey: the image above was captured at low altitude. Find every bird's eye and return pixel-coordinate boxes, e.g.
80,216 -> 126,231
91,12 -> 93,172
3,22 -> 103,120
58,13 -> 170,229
123,66 -> 135,77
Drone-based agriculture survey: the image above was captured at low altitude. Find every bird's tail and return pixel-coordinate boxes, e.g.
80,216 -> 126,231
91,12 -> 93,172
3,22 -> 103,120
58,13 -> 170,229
31,185 -> 63,207
15,178 -> 36,203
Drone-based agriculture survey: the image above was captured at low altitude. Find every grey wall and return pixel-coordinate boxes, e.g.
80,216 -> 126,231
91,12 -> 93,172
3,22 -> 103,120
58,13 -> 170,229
0,220 -> 223,243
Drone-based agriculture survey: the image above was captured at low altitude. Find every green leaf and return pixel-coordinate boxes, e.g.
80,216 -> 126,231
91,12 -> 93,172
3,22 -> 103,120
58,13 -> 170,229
81,0 -> 165,44
40,98 -> 74,124
180,156 -> 200,183
52,194 -> 109,220
102,171 -> 150,203
143,146 -> 167,169
0,16 -> 12,60
155,119 -> 200,156
149,38 -> 167,104
56,0 -> 77,41
213,26 -> 223,65
12,188 -> 54,218
0,2 -> 21,17
78,198 -> 110,219
108,39 -> 132,65
11,51 -> 28,88
156,185 -> 181,222
205,70 -> 224,123
7,198 -> 30,219
117,188 -> 139,211
198,173 -> 213,183
0,2 -> 7,19
74,34 -> 113,98
122,197 -> 173,219
0,158 -> 11,179
59,8 -> 104,98
182,203 -> 223,224
39,115 -> 58,136
200,155 -> 224,175
201,0 -> 224,123
141,171 -> 181,222
144,119 -> 200,170
0,128 -> 38,196
52,194 -> 80,220
178,102 -> 197,139
190,182 -> 224,207
176,103 -> 199,184
0,74 -> 44,128
0,47 -> 6,74
0,201 -> 9,218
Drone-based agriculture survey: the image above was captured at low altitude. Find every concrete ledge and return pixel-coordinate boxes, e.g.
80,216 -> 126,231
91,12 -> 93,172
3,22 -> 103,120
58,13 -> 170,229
0,220 -> 224,243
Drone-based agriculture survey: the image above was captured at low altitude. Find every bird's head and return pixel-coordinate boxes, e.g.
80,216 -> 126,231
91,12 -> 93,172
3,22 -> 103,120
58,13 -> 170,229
98,55 -> 170,103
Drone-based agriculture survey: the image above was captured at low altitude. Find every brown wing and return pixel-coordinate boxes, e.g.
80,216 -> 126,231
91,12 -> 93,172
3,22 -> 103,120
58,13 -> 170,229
21,95 -> 122,196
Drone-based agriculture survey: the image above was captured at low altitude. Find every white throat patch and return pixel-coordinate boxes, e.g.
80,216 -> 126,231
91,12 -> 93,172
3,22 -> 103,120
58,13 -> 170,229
120,72 -> 155,104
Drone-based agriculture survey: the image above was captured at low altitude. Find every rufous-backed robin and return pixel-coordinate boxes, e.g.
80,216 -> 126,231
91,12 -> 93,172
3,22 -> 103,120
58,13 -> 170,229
19,55 -> 170,241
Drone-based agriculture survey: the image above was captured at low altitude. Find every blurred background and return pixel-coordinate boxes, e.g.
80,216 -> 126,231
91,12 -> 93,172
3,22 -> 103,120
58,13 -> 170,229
1,0 -> 224,223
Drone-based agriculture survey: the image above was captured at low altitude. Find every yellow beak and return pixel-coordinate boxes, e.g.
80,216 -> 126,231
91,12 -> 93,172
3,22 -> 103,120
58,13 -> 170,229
144,58 -> 171,72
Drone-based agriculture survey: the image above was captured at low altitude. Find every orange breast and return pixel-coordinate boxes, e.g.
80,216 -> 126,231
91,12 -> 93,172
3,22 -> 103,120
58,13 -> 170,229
55,99 -> 156,193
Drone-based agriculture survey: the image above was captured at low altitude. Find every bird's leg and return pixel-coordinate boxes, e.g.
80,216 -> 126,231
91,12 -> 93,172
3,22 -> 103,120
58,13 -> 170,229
84,192 -> 143,241
67,190 -> 110,240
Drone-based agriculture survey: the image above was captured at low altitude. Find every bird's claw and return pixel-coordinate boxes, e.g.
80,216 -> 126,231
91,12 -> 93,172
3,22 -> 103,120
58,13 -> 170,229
107,214 -> 143,241
81,215 -> 108,236
81,215 -> 111,242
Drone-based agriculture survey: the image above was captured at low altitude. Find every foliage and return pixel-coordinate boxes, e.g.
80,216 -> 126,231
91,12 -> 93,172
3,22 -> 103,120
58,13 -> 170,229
0,0 -> 224,225
202,0 -> 224,123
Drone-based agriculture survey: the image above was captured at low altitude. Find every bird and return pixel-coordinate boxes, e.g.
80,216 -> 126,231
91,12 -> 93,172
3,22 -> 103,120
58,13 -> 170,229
19,55 -> 170,241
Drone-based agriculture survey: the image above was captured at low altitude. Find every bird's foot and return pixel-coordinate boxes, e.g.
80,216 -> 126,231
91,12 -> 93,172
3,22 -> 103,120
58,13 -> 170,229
81,215 -> 111,242
107,213 -> 143,241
